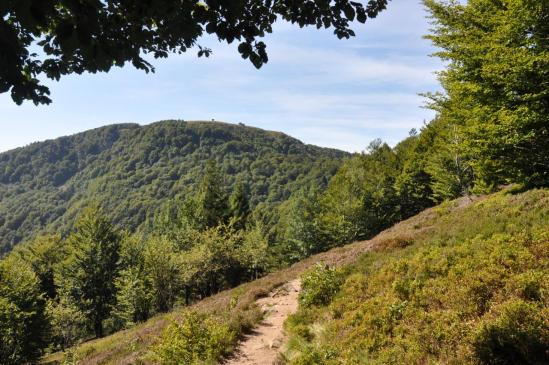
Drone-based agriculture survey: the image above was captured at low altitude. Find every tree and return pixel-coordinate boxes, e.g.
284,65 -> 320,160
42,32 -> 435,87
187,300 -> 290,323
196,159 -> 229,229
59,205 -> 121,338
229,181 -> 251,230
46,295 -> 87,350
17,234 -> 66,300
0,256 -> 49,364
112,266 -> 153,328
321,140 -> 400,243
144,236 -> 183,312
425,120 -> 474,200
279,184 -> 326,261
424,0 -> 549,187
394,132 -> 434,217
112,234 -> 153,328
1,0 -> 389,105
184,226 -> 241,297
237,224 -> 271,280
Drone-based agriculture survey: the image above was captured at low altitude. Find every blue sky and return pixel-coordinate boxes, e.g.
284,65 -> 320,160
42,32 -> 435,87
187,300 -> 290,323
0,0 -> 442,153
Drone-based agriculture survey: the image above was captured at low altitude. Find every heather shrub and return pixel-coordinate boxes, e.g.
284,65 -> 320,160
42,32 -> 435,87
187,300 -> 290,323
155,311 -> 236,365
299,264 -> 344,308
472,300 -> 549,365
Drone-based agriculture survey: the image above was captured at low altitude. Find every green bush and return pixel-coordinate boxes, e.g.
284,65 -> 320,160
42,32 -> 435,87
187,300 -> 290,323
472,300 -> 549,365
0,257 -> 48,365
299,264 -> 344,308
154,311 -> 236,365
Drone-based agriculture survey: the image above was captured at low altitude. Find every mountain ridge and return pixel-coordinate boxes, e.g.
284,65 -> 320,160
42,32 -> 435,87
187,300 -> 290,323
0,120 -> 349,254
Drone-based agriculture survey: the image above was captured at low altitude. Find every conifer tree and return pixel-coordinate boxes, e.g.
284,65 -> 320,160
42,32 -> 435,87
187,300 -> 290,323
60,206 -> 121,338
196,160 -> 229,229
229,182 -> 251,230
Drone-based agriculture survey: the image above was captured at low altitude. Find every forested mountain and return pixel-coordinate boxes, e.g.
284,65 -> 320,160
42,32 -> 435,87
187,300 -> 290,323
0,121 -> 347,254
1,1 -> 547,364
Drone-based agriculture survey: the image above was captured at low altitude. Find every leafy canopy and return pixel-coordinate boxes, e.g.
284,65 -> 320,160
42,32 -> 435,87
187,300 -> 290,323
424,0 -> 549,187
59,205 -> 121,338
1,0 -> 389,105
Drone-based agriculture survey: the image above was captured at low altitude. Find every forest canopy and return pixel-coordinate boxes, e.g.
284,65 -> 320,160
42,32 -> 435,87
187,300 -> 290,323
0,121 -> 346,254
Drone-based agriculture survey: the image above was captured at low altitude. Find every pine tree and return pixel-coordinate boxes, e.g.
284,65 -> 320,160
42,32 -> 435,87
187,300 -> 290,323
196,159 -> 229,229
229,182 -> 251,230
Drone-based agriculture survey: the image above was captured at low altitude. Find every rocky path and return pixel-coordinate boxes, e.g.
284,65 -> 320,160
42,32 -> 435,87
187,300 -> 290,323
225,279 -> 301,365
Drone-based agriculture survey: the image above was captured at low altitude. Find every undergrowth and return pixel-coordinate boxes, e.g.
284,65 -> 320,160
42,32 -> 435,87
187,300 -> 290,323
43,188 -> 549,364
283,188 -> 549,365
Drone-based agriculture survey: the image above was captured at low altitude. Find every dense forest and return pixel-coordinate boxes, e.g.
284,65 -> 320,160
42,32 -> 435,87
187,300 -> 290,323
0,121 -> 346,254
0,0 -> 547,364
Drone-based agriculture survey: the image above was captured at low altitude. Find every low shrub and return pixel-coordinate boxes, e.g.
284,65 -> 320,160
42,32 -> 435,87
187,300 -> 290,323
299,264 -> 343,308
154,311 -> 236,365
283,189 -> 549,365
472,300 -> 549,365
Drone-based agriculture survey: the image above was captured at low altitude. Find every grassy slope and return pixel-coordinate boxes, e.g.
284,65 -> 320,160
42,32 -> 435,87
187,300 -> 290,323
43,187 -> 549,364
284,187 -> 549,364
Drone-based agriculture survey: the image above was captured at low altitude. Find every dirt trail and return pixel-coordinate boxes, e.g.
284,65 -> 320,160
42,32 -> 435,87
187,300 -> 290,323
225,279 -> 301,365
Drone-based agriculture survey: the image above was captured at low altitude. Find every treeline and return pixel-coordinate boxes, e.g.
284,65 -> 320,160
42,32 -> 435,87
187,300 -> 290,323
0,160 -> 273,363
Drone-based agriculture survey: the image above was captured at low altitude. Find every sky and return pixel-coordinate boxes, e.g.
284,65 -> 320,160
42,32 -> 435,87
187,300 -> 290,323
0,0 -> 443,153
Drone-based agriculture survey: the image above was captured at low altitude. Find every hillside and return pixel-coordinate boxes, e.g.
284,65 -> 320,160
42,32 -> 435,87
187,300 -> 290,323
42,187 -> 549,364
0,121 -> 347,254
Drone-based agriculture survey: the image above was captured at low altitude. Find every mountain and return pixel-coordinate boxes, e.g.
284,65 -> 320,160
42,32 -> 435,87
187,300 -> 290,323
0,120 -> 348,254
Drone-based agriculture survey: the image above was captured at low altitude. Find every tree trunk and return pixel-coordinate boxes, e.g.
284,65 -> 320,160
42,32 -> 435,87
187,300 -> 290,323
94,319 -> 104,338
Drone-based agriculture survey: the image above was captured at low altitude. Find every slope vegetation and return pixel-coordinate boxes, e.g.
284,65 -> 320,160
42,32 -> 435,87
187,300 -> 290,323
284,187 -> 549,364
43,186 -> 549,365
0,121 -> 346,253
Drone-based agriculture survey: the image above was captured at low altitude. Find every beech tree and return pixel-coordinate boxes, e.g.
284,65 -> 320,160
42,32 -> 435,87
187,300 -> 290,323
60,206 -> 121,338
425,0 -> 549,187
17,234 -> 66,300
0,257 -> 48,364
1,0 -> 389,105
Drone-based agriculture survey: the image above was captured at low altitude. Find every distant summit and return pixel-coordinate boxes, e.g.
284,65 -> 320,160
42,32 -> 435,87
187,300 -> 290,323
0,121 -> 348,254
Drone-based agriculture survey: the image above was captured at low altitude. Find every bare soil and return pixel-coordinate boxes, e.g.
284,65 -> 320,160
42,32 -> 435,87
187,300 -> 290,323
224,279 -> 301,365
